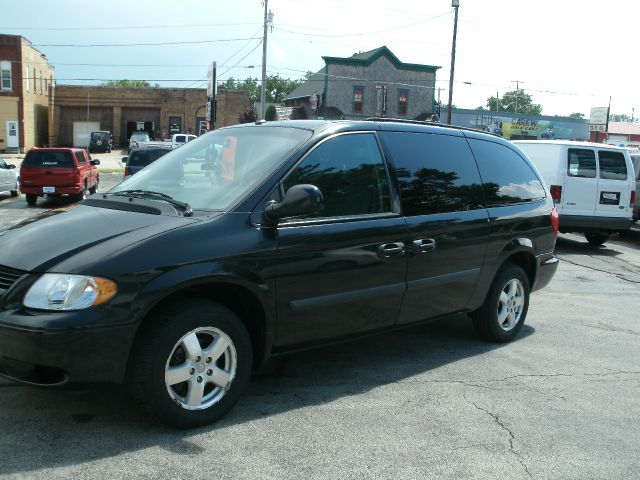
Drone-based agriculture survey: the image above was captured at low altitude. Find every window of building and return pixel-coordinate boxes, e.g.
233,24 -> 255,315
353,86 -> 364,114
44,77 -> 48,95
381,132 -> 484,215
598,150 -> 627,180
40,73 -> 44,95
0,61 -> 12,91
567,149 -> 596,178
283,133 -> 391,219
398,90 -> 409,116
468,138 -> 546,206
33,69 -> 37,93
26,65 -> 30,91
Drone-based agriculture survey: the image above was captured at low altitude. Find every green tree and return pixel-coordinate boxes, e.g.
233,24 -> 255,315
265,104 -> 277,121
568,112 -> 585,119
99,79 -> 159,88
223,75 -> 304,103
486,90 -> 542,115
609,113 -> 634,122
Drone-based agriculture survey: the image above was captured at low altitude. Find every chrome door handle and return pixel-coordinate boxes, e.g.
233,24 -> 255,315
377,242 -> 405,258
412,238 -> 436,253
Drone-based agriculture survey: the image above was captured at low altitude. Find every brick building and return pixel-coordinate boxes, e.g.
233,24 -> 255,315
50,85 -> 251,148
285,46 -> 439,120
0,34 -> 55,152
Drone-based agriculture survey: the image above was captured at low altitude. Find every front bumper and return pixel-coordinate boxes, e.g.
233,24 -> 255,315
0,308 -> 137,386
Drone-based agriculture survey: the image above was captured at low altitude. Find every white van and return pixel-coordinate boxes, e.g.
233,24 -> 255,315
630,152 -> 640,222
514,140 -> 635,246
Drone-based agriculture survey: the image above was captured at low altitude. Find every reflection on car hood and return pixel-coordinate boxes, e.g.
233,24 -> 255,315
0,205 -> 202,272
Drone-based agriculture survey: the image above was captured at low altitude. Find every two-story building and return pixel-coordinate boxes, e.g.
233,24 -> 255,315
0,34 -> 55,152
285,46 -> 439,120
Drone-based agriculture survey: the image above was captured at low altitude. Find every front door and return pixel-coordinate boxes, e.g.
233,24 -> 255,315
275,132 -> 407,347
6,121 -> 18,148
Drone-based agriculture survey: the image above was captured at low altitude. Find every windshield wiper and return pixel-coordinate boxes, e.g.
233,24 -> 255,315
107,190 -> 193,217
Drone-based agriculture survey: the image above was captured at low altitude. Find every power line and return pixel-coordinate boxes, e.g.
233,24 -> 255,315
33,37 -> 261,48
275,10 -> 452,38
0,22 -> 261,31
219,40 -> 263,78
7,59 -> 257,68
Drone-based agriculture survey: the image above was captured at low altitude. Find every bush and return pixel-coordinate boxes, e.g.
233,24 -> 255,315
265,105 -> 277,121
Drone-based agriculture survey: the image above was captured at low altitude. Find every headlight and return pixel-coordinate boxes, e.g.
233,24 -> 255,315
23,274 -> 117,311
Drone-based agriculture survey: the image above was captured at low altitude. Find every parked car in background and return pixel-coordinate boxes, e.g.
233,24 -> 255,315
129,131 -> 151,152
88,131 -> 113,153
515,140 -> 635,245
0,119 -> 558,428
171,133 -> 196,149
122,146 -> 172,177
19,148 -> 100,205
0,157 -> 19,198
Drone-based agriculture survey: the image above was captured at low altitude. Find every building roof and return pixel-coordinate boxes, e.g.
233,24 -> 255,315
608,122 -> 640,135
322,46 -> 440,72
285,69 -> 326,101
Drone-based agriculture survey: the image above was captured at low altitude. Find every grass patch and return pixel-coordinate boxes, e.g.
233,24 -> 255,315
99,167 -> 125,174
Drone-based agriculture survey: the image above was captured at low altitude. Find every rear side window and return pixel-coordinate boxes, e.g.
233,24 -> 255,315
381,132 -> 484,215
22,150 -> 75,168
598,150 -> 627,180
75,151 -> 86,165
283,133 -> 391,218
175,135 -> 186,143
468,139 -> 546,205
568,149 -> 596,178
128,149 -> 170,167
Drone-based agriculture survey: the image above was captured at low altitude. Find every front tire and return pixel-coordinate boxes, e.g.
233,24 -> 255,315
128,300 -> 252,429
585,232 -> 609,246
472,264 -> 530,342
26,194 -> 37,205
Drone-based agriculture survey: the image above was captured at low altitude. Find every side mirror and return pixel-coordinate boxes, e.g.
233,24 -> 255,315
7,164 -> 16,169
264,184 -> 324,221
90,159 -> 101,166
121,156 -> 128,163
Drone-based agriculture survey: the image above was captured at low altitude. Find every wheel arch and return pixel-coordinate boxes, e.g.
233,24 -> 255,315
129,276 -> 274,377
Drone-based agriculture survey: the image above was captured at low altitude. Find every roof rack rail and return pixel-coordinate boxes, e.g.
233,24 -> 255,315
365,117 -> 500,136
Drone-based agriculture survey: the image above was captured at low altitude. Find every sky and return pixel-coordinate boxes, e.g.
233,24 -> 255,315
1,0 -> 638,118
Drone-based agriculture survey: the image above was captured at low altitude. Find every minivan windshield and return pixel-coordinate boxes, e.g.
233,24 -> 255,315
111,126 -> 312,211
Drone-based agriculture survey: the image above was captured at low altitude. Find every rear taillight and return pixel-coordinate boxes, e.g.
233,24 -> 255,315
549,185 -> 562,204
631,190 -> 636,208
124,167 -> 130,177
550,206 -> 559,235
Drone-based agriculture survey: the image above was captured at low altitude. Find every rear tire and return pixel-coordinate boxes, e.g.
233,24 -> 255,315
472,264 -> 530,342
74,183 -> 88,202
585,232 -> 609,246
26,194 -> 37,205
128,300 -> 252,429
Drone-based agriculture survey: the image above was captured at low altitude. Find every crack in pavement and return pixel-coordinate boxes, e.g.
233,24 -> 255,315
587,322 -> 640,336
558,255 -> 640,284
465,395 -> 533,479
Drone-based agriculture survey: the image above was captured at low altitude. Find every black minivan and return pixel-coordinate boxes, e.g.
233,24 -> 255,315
0,120 -> 558,428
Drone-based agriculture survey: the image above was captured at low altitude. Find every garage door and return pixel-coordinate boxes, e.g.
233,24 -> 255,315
73,121 -> 100,148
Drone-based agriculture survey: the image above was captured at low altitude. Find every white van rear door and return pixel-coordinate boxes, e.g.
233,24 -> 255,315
595,149 -> 631,218
564,148 -> 597,217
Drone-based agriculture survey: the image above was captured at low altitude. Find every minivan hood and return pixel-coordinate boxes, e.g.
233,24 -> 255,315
0,204 -> 203,272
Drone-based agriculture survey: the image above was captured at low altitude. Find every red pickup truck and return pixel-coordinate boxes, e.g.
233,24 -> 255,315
20,148 -> 100,205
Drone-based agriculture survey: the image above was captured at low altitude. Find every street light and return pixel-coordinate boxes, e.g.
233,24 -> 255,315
446,0 -> 460,125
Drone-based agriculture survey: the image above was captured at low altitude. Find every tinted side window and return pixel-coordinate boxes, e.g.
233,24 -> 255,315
74,151 -> 85,165
598,150 -> 627,180
468,139 -> 546,205
381,132 -> 484,215
568,148 -> 596,178
283,133 -> 391,218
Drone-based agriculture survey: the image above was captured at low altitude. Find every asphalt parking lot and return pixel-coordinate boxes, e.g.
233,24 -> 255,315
0,173 -> 639,479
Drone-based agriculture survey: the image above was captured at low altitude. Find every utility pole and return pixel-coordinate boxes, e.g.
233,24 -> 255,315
260,1 -> 273,120
512,80 -> 524,113
446,0 -> 460,125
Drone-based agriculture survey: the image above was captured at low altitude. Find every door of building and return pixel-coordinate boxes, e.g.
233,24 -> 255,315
375,85 -> 388,117
6,121 -> 18,148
